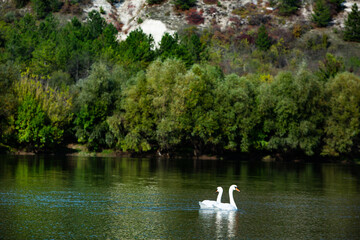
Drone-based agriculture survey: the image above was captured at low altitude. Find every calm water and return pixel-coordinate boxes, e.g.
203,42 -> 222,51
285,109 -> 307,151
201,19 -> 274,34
0,155 -> 360,239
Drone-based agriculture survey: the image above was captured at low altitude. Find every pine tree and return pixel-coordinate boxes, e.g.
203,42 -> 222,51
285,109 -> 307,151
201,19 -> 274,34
278,0 -> 300,16
312,0 -> 332,27
147,0 -> 164,5
344,3 -> 360,42
173,0 -> 196,10
255,25 -> 271,51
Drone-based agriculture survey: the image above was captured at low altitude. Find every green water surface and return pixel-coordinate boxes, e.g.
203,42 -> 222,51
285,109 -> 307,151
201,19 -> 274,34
0,155 -> 359,239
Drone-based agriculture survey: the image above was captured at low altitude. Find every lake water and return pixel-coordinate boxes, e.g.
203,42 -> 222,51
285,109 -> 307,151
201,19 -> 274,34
0,155 -> 359,239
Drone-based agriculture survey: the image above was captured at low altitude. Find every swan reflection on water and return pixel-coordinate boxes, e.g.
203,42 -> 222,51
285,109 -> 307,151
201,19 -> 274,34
199,209 -> 238,239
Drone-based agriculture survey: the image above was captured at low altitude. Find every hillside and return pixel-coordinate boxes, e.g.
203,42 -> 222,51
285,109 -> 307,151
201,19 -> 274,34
1,0 -> 358,43
82,0 -> 358,43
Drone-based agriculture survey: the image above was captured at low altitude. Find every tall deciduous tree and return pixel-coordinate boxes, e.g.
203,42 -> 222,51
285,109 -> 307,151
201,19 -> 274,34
322,72 -> 360,156
172,64 -> 222,156
15,95 -> 61,152
213,74 -> 260,152
12,73 -> 72,151
73,62 -> 119,150
121,59 -> 187,152
258,70 -> 324,156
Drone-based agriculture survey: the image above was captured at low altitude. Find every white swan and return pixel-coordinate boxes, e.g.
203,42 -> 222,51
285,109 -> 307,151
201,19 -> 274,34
214,185 -> 240,210
199,186 -> 223,209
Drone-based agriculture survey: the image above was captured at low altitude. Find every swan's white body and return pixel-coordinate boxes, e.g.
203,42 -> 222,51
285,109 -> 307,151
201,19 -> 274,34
199,187 -> 223,209
214,185 -> 240,211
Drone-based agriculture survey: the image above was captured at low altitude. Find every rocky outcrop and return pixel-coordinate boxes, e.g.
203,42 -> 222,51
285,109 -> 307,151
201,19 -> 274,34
83,0 -> 354,44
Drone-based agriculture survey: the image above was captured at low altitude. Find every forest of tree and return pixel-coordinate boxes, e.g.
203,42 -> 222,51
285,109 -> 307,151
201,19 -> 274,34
0,1 -> 360,160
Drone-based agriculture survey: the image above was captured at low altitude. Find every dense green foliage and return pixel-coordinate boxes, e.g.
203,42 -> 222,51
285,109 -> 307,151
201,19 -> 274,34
0,8 -> 360,159
31,0 -> 61,19
312,0 -> 332,27
147,0 -> 164,4
10,73 -> 73,152
255,25 -> 271,51
259,70 -> 324,155
344,3 -> 360,42
74,62 -> 117,150
322,72 -> 360,156
15,95 -> 62,151
278,0 -> 300,16
173,0 -> 196,10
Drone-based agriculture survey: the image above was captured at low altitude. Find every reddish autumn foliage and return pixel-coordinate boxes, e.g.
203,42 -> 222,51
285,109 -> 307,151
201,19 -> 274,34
114,21 -> 124,31
236,33 -> 255,44
186,9 -> 205,25
207,7 -> 217,15
203,0 -> 217,4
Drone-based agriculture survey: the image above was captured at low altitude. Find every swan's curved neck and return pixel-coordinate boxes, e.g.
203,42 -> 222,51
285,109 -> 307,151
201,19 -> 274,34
229,188 -> 237,208
216,190 -> 223,203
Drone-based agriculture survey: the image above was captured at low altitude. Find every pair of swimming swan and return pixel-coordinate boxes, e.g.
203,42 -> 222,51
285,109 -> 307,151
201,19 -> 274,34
199,185 -> 240,210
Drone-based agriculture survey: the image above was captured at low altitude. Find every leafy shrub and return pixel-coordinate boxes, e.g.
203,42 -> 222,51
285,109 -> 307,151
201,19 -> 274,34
206,7 -> 217,14
14,0 -> 30,8
4,12 -> 16,23
147,0 -> 164,5
31,0 -> 61,19
249,14 -> 271,26
203,0 -> 216,4
348,56 -> 360,73
304,33 -> 329,50
186,9 -> 205,25
60,0 -> 82,14
173,0 -> 196,10
100,6 -> 105,14
236,33 -> 255,45
292,24 -> 302,38
278,0 -> 300,16
317,53 -> 344,80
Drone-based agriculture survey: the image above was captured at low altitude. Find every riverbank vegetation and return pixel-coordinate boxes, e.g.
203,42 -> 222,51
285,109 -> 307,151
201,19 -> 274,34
1,3 -> 360,160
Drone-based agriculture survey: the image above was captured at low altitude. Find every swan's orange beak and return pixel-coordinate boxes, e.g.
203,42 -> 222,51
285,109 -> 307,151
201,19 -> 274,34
235,187 -> 240,192
215,190 -> 218,193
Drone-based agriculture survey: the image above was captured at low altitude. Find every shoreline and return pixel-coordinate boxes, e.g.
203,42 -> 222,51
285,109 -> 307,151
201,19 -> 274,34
3,144 -> 358,164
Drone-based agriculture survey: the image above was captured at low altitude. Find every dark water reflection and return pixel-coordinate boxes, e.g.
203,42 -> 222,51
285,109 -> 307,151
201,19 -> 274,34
0,155 -> 359,239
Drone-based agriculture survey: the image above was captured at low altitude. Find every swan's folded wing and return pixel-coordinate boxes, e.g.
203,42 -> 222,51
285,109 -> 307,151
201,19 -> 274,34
213,202 -> 237,210
199,200 -> 217,209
